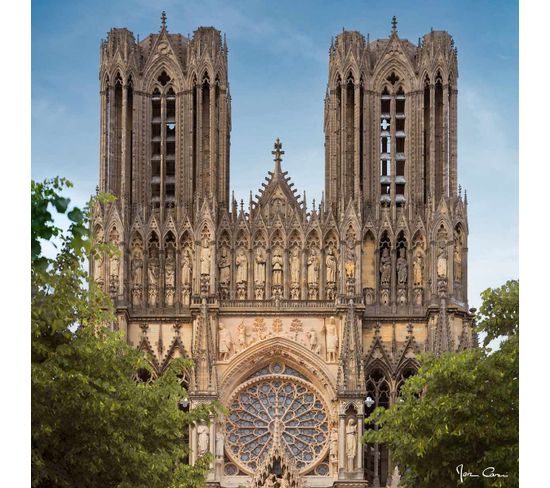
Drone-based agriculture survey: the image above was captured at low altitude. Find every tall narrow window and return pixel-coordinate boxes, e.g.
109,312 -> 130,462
423,78 -> 430,203
434,73 -> 443,202
379,87 -> 391,205
151,88 -> 162,208
395,87 -> 406,206
150,71 -> 176,210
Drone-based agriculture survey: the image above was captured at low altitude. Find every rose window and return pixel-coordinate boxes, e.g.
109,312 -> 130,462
226,370 -> 329,474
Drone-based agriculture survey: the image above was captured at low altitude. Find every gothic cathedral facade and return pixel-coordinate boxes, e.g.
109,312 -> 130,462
92,14 -> 475,488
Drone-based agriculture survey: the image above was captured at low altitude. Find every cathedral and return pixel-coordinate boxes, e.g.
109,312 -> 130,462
91,12 -> 476,488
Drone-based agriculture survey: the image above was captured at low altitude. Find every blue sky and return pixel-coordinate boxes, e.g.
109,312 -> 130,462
31,0 -> 518,308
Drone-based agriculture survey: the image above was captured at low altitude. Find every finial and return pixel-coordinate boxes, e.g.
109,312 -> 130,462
418,37 -> 421,47
391,16 -> 398,33
95,185 -> 99,195
367,33 -> 370,45
272,138 -> 284,173
240,199 -> 244,213
458,184 -> 462,198
161,11 -> 167,31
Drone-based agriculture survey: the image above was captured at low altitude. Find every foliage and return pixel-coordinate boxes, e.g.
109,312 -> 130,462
477,279 -> 519,347
32,178 -> 219,488
364,282 -> 519,488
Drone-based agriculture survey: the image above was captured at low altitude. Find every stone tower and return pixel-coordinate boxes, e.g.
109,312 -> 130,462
92,15 -> 475,488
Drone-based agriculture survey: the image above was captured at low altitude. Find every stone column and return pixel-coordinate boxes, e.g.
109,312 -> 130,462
338,413 -> 346,476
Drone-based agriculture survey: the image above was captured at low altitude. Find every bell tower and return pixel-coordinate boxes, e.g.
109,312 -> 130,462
98,12 -> 231,222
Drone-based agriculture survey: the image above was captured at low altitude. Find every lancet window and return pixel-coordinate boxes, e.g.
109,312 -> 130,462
150,71 -> 177,209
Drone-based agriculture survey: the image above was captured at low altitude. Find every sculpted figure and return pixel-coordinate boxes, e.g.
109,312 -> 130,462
326,316 -> 339,362
345,417 -> 357,471
396,248 -> 407,285
237,320 -> 247,350
290,246 -> 300,283
307,248 -> 320,285
109,252 -> 120,280
215,431 -> 224,460
148,254 -> 160,286
330,427 -> 338,465
306,328 -> 320,354
345,243 -> 355,280
254,246 -> 266,284
94,253 -> 104,284
181,248 -> 192,286
165,252 -> 176,288
272,247 -> 283,286
218,323 -> 232,361
200,238 -> 211,276
454,245 -> 462,282
131,249 -> 143,285
380,247 -> 391,286
197,424 -> 209,456
413,250 -> 423,287
325,245 -> 337,283
218,246 -> 230,284
236,248 -> 248,283
437,242 -> 447,278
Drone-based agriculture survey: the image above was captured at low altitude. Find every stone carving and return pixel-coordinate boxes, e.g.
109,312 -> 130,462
218,246 -> 231,284
181,248 -> 193,286
131,243 -> 143,306
148,252 -> 160,307
364,287 -> 375,305
216,431 -> 224,460
381,288 -> 390,306
344,245 -> 355,281
290,246 -> 300,284
236,281 -> 247,300
289,319 -> 303,341
237,320 -> 247,351
197,423 -> 209,456
414,287 -> 423,306
218,323 -> 232,361
325,244 -> 337,284
290,284 -> 300,300
413,249 -> 423,287
255,285 -> 265,300
307,248 -> 320,285
200,237 -> 211,277
345,417 -> 357,471
253,317 -> 267,342
255,246 -> 266,284
454,243 -> 462,283
236,247 -> 248,283
325,316 -> 339,362
306,328 -> 321,354
329,425 -> 338,471
380,247 -> 391,287
437,242 -> 447,278
165,250 -> 176,306
93,252 -> 105,285
397,248 -> 407,285
272,247 -> 283,287
272,318 -> 283,335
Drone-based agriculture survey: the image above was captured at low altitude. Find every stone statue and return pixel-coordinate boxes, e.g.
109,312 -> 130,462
306,327 -> 321,354
200,238 -> 211,276
165,252 -> 176,288
93,252 -> 104,284
272,247 -> 283,287
215,431 -> 224,460
181,248 -> 192,286
329,426 -> 338,465
148,254 -> 160,286
380,247 -> 391,286
236,247 -> 248,283
326,245 -> 337,283
454,245 -> 462,282
237,320 -> 247,351
307,248 -> 320,285
197,423 -> 209,456
437,242 -> 447,278
413,250 -> 423,287
396,248 -> 407,285
345,417 -> 357,471
218,323 -> 232,361
326,316 -> 339,362
254,246 -> 266,284
345,244 -> 355,280
218,246 -> 231,284
131,249 -> 143,285
290,246 -> 300,283
389,465 -> 402,488
109,252 -> 120,280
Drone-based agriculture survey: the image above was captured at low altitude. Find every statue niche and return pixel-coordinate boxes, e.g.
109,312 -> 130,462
218,322 -> 232,361
325,242 -> 337,300
307,247 -> 320,299
180,245 -> 193,305
289,245 -> 301,300
108,227 -> 120,296
148,245 -> 160,307
218,244 -> 231,299
130,237 -> 144,306
325,316 -> 339,362
271,246 -> 284,298
93,226 -> 105,286
199,235 -> 212,293
165,246 -> 176,306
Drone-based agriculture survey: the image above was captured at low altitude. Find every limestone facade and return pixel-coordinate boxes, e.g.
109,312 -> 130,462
92,14 -> 475,488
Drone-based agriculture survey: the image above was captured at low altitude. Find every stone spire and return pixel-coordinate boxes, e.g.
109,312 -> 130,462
272,137 -> 284,175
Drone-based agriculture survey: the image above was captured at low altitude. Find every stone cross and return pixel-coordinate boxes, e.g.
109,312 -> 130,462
272,138 -> 284,173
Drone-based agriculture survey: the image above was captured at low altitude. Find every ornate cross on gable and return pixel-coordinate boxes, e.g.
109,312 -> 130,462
272,138 -> 284,172
161,11 -> 167,30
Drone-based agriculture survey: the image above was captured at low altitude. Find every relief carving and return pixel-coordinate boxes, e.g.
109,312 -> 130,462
218,323 -> 232,361
325,316 -> 339,362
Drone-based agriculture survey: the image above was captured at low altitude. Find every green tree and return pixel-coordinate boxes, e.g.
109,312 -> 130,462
32,178 -> 219,488
364,280 -> 519,488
